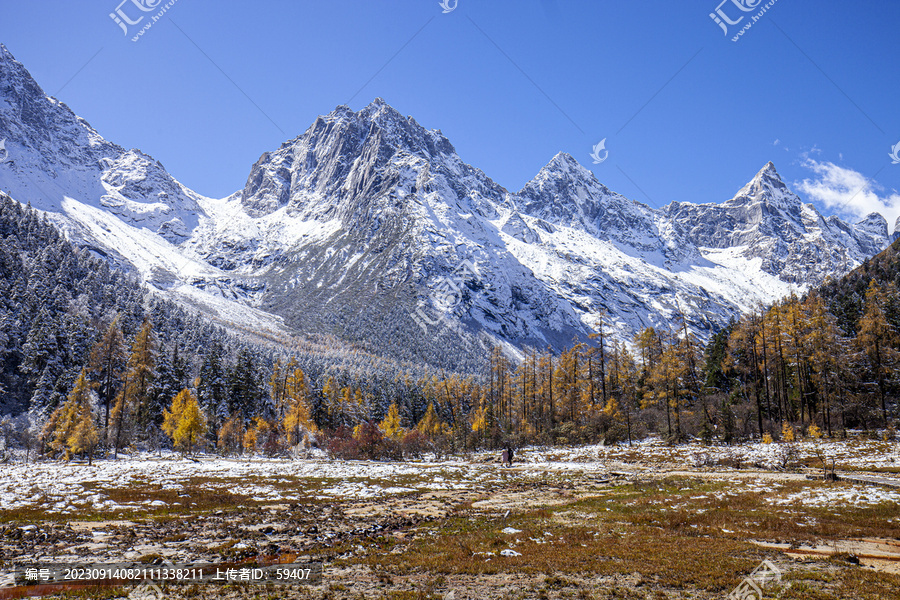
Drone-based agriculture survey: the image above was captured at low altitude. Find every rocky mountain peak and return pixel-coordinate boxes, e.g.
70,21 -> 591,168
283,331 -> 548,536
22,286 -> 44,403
729,161 -> 796,209
546,151 -> 589,172
516,152 -> 626,230
855,212 -> 889,241
0,44 -> 200,242
0,44 -> 49,109
0,43 -> 15,63
0,45 -> 893,362
240,99 -> 491,218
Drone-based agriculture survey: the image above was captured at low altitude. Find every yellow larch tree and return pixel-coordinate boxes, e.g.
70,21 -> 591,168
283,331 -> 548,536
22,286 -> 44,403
416,402 -> 449,439
43,368 -> 96,462
163,388 -> 206,455
379,402 -> 406,441
284,364 -> 317,446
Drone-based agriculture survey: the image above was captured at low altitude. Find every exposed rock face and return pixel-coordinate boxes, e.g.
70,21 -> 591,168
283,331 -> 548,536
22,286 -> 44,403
665,162 -> 888,284
0,43 -> 201,243
0,44 -> 890,369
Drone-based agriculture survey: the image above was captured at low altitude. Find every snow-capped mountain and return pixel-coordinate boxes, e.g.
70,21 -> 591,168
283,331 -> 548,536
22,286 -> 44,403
665,162 -> 889,285
0,45 -> 201,243
0,44 -> 890,369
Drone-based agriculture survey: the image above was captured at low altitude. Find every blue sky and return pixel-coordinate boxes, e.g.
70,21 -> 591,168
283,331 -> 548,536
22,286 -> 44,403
1,1 -> 899,228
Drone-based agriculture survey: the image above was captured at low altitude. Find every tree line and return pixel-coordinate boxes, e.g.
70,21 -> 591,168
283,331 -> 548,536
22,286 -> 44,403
5,190 -> 899,462
41,278 -> 898,463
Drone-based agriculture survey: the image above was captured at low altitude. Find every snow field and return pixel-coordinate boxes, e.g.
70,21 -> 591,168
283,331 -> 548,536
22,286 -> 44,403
2,437 -> 897,517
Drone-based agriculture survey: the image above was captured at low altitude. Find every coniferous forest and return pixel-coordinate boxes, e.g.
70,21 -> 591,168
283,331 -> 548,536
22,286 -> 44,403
1,191 -> 898,464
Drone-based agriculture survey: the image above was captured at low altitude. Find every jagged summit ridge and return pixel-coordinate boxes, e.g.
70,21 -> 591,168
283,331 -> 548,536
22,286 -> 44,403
729,161 -> 796,211
0,45 -> 201,243
665,161 -> 887,284
516,151 -> 695,260
240,99 -> 491,221
0,41 -> 892,367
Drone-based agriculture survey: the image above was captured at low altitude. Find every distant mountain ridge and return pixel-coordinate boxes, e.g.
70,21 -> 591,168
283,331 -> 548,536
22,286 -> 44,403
0,43 -> 890,370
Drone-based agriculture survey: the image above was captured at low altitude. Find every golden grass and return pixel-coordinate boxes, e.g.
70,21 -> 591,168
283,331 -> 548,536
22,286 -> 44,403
357,476 -> 900,597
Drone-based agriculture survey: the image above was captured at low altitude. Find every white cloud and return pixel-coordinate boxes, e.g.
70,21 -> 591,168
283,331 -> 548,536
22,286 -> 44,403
797,159 -> 900,233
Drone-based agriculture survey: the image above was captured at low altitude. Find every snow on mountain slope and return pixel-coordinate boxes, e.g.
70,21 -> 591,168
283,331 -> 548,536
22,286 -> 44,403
516,152 -> 698,264
665,162 -> 888,285
189,101 -> 889,363
0,44 -> 291,338
54,195 -> 291,336
0,44 -> 200,242
0,43 -> 890,368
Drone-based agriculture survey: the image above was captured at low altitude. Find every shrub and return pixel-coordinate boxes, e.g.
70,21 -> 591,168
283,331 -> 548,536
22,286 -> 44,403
762,433 -> 774,444
326,425 -> 361,460
781,422 -> 795,443
603,423 -> 629,446
354,420 -> 396,460
551,422 -> 579,446
400,430 -> 429,459
327,423 -> 399,461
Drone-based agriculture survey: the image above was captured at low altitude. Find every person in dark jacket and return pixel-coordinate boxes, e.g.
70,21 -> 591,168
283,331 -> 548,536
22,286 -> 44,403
502,445 -> 513,467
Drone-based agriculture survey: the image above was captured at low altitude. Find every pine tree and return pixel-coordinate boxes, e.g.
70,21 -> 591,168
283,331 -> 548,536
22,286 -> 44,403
616,341 -> 639,445
243,420 -> 258,454
68,401 -> 99,465
108,387 -> 130,458
128,320 -> 157,428
804,295 -> 846,436
175,395 -> 206,456
88,317 -> 126,433
217,414 -> 244,456
416,402 -> 449,438
270,359 -> 286,416
20,307 -> 64,413
149,344 -> 181,428
227,348 -> 264,418
162,388 -> 188,442
283,364 -> 316,446
197,344 -> 228,437
108,320 -> 158,457
322,376 -> 339,428
471,404 -> 488,442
